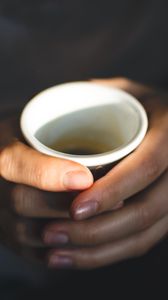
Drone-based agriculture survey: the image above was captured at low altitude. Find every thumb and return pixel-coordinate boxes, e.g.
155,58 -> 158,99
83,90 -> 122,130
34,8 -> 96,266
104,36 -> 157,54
0,141 -> 93,191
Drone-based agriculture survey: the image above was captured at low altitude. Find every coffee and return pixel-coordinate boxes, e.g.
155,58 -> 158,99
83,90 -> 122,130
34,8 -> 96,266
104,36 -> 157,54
22,81 -> 148,169
49,135 -> 112,155
35,105 -> 124,156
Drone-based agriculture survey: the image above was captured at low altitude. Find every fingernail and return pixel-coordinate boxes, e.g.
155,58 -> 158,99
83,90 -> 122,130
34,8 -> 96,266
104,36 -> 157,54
73,200 -> 99,220
48,255 -> 73,269
63,170 -> 92,190
44,232 -> 69,245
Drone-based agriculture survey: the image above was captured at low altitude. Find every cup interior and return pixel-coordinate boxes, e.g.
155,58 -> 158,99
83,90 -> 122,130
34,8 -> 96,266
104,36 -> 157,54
20,82 -> 148,167
35,103 -> 138,153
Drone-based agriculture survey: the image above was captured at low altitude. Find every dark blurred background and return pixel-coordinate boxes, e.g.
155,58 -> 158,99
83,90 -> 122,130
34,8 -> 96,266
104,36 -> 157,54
0,1 -> 167,299
0,0 -> 168,113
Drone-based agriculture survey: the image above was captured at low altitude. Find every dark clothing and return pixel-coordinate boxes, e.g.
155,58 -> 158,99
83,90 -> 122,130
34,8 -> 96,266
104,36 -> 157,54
0,1 -> 167,299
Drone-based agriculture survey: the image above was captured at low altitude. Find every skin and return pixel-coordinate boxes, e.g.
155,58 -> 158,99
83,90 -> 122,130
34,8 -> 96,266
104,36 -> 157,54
0,78 -> 168,269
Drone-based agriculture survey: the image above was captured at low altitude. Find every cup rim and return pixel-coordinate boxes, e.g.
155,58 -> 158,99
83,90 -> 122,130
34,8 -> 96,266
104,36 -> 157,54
20,81 -> 148,168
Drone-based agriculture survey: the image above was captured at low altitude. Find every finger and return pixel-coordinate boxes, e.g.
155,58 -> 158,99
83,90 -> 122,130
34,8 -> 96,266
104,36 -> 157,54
0,203 -> 47,263
43,170 -> 168,246
0,141 -> 93,191
92,78 -> 168,118
71,123 -> 168,220
0,208 -> 45,247
10,184 -> 73,218
15,219 -> 47,248
91,78 -> 152,98
47,215 -> 168,269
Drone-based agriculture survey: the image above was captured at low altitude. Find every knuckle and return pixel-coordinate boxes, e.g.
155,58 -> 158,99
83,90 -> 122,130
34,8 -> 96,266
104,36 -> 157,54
81,222 -> 98,245
134,238 -> 152,257
77,249 -> 99,269
136,204 -> 152,230
85,230 -> 97,246
10,185 -> 31,216
72,222 -> 98,246
101,185 -> 116,208
32,160 -> 55,190
143,155 -> 161,182
32,163 -> 45,188
86,249 -> 101,269
31,162 -> 49,189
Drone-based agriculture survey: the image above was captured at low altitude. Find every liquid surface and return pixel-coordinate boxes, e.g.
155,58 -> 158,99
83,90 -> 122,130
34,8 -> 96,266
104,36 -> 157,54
50,136 -> 112,155
35,105 -> 125,156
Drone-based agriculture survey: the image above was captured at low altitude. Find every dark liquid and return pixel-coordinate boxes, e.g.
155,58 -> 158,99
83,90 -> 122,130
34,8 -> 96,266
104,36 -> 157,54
35,105 -> 124,156
59,147 -> 99,155
50,136 -> 111,155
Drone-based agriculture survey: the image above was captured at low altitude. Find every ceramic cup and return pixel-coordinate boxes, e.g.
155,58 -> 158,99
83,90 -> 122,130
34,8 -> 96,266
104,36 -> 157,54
20,81 -> 148,178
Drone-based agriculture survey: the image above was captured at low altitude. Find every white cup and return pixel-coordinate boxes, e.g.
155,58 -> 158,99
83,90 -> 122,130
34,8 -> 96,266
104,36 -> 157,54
20,81 -> 148,171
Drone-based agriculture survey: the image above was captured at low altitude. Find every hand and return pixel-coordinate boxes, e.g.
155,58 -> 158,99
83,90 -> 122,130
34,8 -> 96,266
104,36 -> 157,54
0,117 -> 93,192
0,179 -> 74,263
43,78 -> 168,269
0,116 -> 93,263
